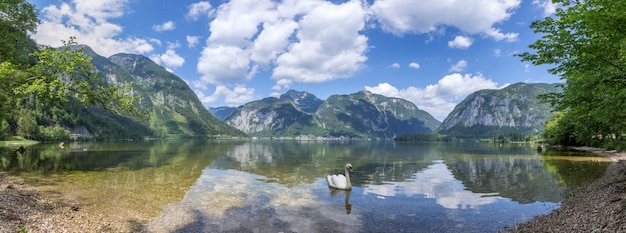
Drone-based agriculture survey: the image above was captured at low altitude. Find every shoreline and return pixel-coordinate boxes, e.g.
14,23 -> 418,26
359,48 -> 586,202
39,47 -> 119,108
2,146 -> 625,232
503,146 -> 626,232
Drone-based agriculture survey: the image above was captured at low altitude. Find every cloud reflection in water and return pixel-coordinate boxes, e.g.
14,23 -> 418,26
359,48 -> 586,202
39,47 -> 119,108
363,160 -> 500,209
149,167 -> 362,232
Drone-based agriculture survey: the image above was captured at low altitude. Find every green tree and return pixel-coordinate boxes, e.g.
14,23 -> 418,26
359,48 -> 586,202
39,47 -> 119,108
17,111 -> 36,139
0,0 -> 142,139
0,0 -> 39,66
519,0 -> 626,148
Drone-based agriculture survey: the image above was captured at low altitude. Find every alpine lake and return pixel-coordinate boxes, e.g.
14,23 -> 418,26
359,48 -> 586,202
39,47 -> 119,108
0,140 -> 612,232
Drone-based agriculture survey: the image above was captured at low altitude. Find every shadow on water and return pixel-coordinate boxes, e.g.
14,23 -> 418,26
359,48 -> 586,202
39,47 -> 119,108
540,147 -> 611,187
0,140 -> 247,174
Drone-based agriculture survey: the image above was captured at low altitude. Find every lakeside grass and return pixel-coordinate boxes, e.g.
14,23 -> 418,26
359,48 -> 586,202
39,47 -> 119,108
0,136 -> 39,146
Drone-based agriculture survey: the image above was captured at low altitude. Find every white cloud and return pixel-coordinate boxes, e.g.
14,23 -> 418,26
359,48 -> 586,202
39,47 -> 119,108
449,60 -> 467,72
206,0 -> 277,46
186,35 -> 201,48
271,0 -> 368,89
152,49 -> 185,70
194,0 -> 369,91
196,44 -> 255,86
187,1 -> 215,20
533,0 -> 557,16
484,27 -> 518,42
250,19 -> 299,66
196,85 -> 255,106
390,63 -> 401,69
448,36 -> 473,49
153,21 -> 176,32
494,48 -> 502,57
194,0 -> 276,88
365,73 -> 500,120
408,62 -> 420,69
32,0 -> 156,57
370,0 -> 521,41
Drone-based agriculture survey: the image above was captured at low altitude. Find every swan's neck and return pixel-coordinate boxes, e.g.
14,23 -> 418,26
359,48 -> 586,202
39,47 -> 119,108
344,167 -> 352,188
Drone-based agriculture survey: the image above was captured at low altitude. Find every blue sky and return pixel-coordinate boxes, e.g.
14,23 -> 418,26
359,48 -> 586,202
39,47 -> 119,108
27,0 -> 559,120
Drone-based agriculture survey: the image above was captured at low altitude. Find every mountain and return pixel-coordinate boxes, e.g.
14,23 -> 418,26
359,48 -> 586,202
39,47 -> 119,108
317,91 -> 440,138
279,90 -> 324,113
61,45 -> 245,138
209,90 -> 322,122
209,106 -> 237,120
224,96 -> 325,137
437,82 -> 559,138
224,90 -> 440,138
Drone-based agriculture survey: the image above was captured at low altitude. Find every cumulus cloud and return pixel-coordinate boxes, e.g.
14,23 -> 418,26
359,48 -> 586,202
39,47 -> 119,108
365,73 -> 500,120
484,27 -> 518,42
196,44 -> 255,86
449,60 -> 468,72
370,0 -> 521,41
195,85 -> 255,106
448,36 -> 473,49
151,49 -> 185,70
32,0 -> 155,57
271,0 -> 368,89
187,1 -> 215,20
390,63 -> 401,69
249,19 -> 299,66
191,0 -> 526,104
193,0 -> 369,91
153,21 -> 176,32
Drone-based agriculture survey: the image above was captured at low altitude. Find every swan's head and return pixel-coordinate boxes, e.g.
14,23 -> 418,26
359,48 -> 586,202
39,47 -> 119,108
345,163 -> 353,172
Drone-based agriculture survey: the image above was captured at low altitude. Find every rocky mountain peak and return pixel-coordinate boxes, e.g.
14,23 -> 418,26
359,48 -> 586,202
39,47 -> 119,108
437,82 -> 559,137
279,90 -> 323,113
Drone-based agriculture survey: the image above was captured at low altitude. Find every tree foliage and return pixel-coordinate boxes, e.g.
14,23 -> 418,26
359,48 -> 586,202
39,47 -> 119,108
0,0 -> 141,140
519,0 -> 626,149
0,0 -> 39,66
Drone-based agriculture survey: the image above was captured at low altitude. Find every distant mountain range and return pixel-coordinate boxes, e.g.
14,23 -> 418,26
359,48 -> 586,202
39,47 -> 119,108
212,83 -> 559,139
211,90 -> 440,138
61,45 -> 245,139
58,45 -> 558,140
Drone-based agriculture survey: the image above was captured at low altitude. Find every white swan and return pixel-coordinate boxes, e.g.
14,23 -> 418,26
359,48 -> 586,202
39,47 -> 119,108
327,163 -> 353,190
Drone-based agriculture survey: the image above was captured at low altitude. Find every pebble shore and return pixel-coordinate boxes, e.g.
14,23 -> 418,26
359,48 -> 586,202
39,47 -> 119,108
503,147 -> 626,232
1,147 -> 625,233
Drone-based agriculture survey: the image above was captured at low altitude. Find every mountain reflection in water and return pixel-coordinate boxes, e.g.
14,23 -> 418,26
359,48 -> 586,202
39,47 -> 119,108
148,166 -> 362,233
363,160 -> 501,209
0,141 -> 610,232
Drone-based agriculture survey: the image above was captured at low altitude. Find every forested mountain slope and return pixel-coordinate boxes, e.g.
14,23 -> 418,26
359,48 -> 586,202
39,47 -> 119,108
59,45 -> 245,139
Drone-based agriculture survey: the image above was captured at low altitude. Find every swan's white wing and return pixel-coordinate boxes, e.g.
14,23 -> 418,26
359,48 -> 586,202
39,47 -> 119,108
327,174 -> 347,189
326,175 -> 335,187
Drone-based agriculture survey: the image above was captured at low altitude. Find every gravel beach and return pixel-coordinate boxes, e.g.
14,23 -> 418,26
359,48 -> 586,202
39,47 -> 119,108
1,146 -> 625,233
503,147 -> 626,233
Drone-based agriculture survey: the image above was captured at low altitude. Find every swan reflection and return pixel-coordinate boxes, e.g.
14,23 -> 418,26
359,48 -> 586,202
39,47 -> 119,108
149,166 -> 362,232
363,160 -> 499,209
329,189 -> 352,214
